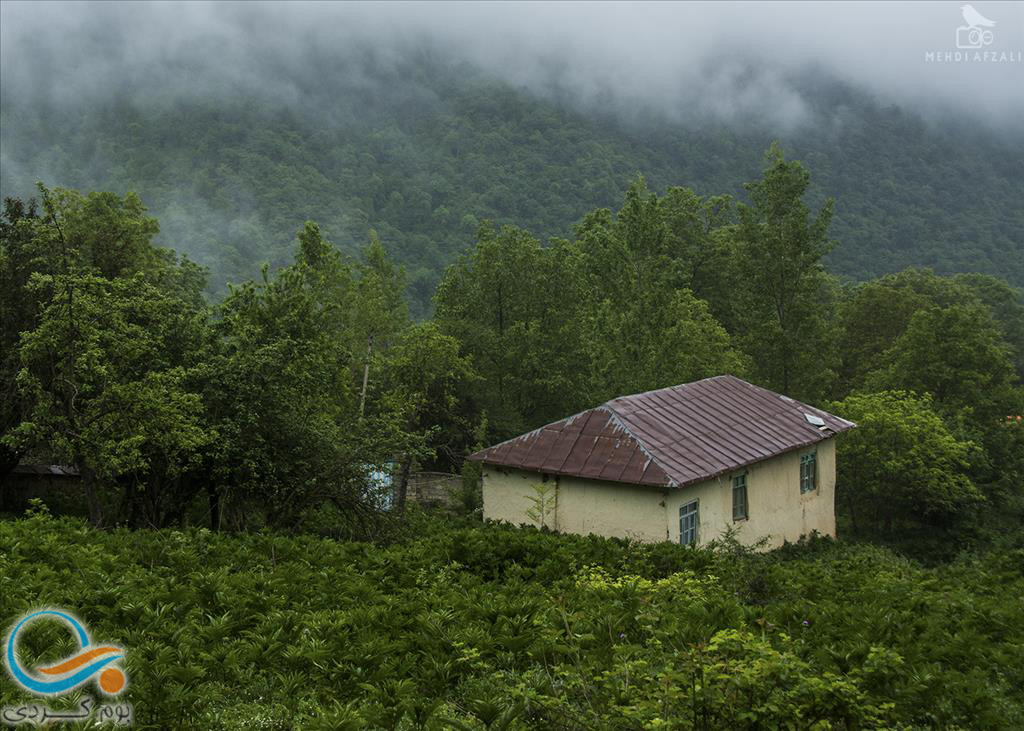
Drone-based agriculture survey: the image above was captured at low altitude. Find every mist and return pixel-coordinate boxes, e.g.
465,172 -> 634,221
2,1 -> 1023,132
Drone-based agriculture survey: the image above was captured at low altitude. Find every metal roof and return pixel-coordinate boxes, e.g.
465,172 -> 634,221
468,375 -> 855,488
11,464 -> 80,477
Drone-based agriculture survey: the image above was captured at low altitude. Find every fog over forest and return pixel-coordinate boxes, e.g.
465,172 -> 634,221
3,1 -> 1023,127
2,1 -> 1022,301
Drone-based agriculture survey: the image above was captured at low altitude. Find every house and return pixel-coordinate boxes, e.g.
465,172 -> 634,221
468,375 -> 855,549
0,464 -> 81,514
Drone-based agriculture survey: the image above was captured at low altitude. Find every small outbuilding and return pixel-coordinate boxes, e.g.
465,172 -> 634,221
468,375 -> 855,549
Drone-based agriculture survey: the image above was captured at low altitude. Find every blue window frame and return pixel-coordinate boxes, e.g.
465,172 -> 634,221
800,451 -> 817,494
732,473 -> 748,521
679,500 -> 699,546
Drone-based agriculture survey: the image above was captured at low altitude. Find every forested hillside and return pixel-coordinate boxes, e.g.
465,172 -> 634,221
2,50 -> 1022,311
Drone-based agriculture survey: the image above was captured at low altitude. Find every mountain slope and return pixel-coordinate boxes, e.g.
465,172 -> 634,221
2,54 -> 1021,311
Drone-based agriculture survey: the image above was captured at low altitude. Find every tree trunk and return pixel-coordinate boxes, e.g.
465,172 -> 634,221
395,456 -> 412,513
844,484 -> 859,537
207,484 -> 221,531
359,335 -> 374,418
79,464 -> 103,528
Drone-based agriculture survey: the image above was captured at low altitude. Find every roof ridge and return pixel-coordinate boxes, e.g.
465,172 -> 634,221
605,374 -> 735,406
599,403 -> 679,487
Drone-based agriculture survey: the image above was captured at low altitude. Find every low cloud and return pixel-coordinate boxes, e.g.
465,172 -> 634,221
1,1 -> 1022,131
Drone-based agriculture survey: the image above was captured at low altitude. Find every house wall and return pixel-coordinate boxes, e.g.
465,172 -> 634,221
663,439 -> 836,549
481,437 -> 837,549
481,467 -> 668,542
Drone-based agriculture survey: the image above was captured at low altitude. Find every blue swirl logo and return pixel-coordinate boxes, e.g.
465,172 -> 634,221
4,609 -> 127,696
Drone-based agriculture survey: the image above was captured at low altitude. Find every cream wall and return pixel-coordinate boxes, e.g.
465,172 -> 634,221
481,437 -> 837,550
663,439 -> 836,549
481,467 -> 668,542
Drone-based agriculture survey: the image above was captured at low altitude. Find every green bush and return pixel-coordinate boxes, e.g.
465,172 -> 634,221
1,513 -> 1021,728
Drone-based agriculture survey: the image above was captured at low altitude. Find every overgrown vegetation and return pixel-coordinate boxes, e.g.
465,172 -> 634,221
1,510 -> 1022,729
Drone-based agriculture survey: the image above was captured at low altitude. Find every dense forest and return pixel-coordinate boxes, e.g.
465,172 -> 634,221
3,145 -> 1023,553
2,50 -> 1022,313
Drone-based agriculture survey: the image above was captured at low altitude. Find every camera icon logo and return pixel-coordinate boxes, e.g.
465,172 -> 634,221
957,25 -> 994,49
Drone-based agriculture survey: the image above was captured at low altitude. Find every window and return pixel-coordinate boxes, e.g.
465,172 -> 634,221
800,451 -> 817,493
679,500 -> 699,546
732,473 -> 748,521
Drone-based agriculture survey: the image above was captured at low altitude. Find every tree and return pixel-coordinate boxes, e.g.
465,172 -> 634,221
435,223 -> 590,439
574,179 -> 747,401
10,273 -> 211,527
352,230 -> 409,417
0,196 -> 44,481
204,222 -> 416,534
732,144 -> 838,401
953,273 -> 1024,379
381,322 -> 477,509
658,186 -> 735,308
1,186 -> 211,525
867,303 -> 1018,424
836,269 -> 983,394
833,391 -> 982,542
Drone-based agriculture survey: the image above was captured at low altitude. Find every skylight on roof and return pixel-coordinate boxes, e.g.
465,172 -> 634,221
804,413 -> 826,427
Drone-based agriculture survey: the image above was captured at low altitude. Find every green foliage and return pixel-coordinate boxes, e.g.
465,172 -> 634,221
574,177 -> 749,401
434,223 -> 590,439
1,198 -> 478,533
522,483 -> 557,530
1,513 -> 1022,729
832,391 -> 982,549
867,303 -> 1018,424
1,185 -> 211,526
731,144 -> 837,401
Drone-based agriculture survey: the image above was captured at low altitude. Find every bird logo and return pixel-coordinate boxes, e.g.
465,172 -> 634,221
957,4 -> 996,48
961,4 -> 996,28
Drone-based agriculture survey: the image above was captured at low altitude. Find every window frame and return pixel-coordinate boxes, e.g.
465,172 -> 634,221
799,450 -> 818,494
679,499 -> 699,547
732,472 -> 748,521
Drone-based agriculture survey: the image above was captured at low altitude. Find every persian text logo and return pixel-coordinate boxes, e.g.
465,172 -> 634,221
956,3 -> 996,49
4,609 -> 126,697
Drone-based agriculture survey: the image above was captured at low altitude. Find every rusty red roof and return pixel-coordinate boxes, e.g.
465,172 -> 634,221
468,375 -> 855,488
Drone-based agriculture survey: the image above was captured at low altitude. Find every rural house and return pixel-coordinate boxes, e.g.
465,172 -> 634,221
469,375 -> 855,549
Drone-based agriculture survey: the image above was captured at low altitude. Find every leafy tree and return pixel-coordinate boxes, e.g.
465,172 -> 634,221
1,186 -> 210,525
833,391 -> 982,542
351,230 -> 409,416
732,144 -> 838,401
10,274 -> 210,527
204,223 -> 417,533
435,223 -> 590,439
0,196 -> 44,480
574,179 -> 747,400
380,321 -> 477,508
836,269 -> 986,394
954,273 -> 1024,378
658,186 -> 735,309
867,303 -> 1018,424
